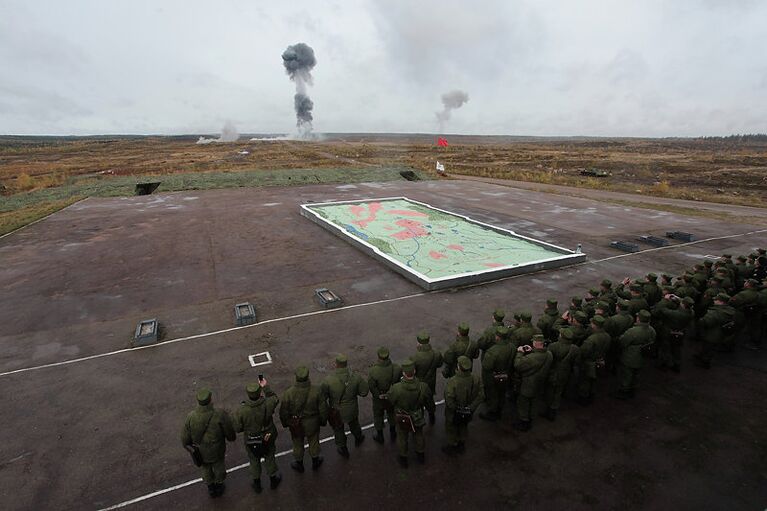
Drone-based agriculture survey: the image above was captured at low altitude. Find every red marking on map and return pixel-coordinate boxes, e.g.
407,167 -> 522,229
349,205 -> 366,217
351,202 -> 382,228
386,209 -> 429,218
390,219 -> 429,240
429,250 -> 447,260
446,244 -> 464,252
483,262 -> 505,268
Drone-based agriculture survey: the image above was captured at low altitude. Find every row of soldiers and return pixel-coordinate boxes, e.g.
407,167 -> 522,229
181,250 -> 767,498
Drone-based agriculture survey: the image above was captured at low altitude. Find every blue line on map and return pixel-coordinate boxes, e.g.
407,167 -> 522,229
344,224 -> 369,240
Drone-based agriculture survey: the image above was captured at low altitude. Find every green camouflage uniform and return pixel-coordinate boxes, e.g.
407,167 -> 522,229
513,342 -> 553,424
617,312 -> 656,396
235,384 -> 280,480
321,357 -> 369,449
389,360 -> 435,460
480,327 -> 513,419
444,356 -> 484,449
279,368 -> 328,465
412,333 -> 443,399
442,324 -> 479,378
654,301 -> 692,369
577,317 -> 611,401
368,348 -> 402,437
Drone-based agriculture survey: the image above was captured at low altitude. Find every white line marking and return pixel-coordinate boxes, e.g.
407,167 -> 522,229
0,197 -> 89,241
3,228 -> 767,380
98,399 -> 447,510
247,351 -> 272,368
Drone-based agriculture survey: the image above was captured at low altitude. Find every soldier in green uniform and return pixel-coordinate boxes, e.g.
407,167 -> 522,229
542,327 -> 580,421
604,300 -> 635,372
279,366 -> 328,473
321,354 -> 369,458
511,311 -> 541,347
599,279 -> 618,311
389,359 -> 435,467
442,356 -> 484,455
368,347 -> 402,443
577,315 -> 611,405
569,311 -> 589,346
627,283 -> 650,315
477,309 -> 506,356
181,389 -> 236,498
234,379 -> 282,492
478,326 -> 514,421
734,255 -> 751,290
614,310 -> 656,399
694,294 -> 737,368
442,323 -> 479,379
513,335 -> 552,431
537,299 -> 563,343
654,296 -> 692,372
582,288 -> 600,318
412,332 -> 443,424
730,279 -> 760,348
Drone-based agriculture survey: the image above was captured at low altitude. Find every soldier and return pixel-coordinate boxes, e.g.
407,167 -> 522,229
389,358 -> 435,467
613,310 -> 656,399
734,255 -> 752,290
604,300 -> 635,372
279,366 -> 328,473
321,354 -> 369,458
730,279 -> 760,349
542,327 -> 580,421
368,347 -> 402,444
181,389 -> 236,498
599,279 -> 618,310
412,332 -> 443,424
643,273 -> 662,306
511,311 -> 541,347
582,288 -> 600,318
234,379 -> 282,493
513,335 -> 552,431
568,311 -> 589,346
478,326 -> 514,421
654,296 -> 692,373
477,309 -> 506,356
627,283 -> 650,315
442,323 -> 479,379
577,315 -> 611,405
537,298 -> 563,343
694,294 -> 737,368
442,356 -> 484,455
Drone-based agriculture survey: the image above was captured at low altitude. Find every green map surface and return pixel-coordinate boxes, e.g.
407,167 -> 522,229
306,198 -> 563,280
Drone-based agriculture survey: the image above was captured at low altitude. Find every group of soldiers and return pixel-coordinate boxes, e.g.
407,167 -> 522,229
181,250 -> 767,498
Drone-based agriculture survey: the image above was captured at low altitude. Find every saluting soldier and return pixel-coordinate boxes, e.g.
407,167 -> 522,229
577,315 -> 611,405
181,388 -> 236,498
279,366 -> 328,473
321,354 -> 369,458
389,359 -> 435,467
654,295 -> 692,373
442,356 -> 484,455
604,300 -> 634,372
368,347 -> 402,444
694,294 -> 738,368
614,310 -> 656,399
513,335 -> 552,431
477,309 -> 506,356
412,332 -> 443,424
234,379 -> 282,493
478,326 -> 514,422
643,273 -> 662,306
542,328 -> 580,421
442,323 -> 479,379
537,299 -> 563,343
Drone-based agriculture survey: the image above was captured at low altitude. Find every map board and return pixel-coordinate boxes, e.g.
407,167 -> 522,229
300,197 -> 586,290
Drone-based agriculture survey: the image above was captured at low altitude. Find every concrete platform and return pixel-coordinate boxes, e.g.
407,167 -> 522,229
0,179 -> 765,510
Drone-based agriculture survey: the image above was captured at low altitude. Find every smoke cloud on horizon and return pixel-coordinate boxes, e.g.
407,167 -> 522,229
196,121 -> 239,144
436,90 -> 469,133
282,42 -> 317,139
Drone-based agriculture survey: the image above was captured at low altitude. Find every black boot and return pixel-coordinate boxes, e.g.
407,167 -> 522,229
389,425 -> 397,440
428,412 -> 435,425
541,408 -> 557,421
373,429 -> 384,444
251,479 -> 262,494
398,455 -> 408,468
457,441 -> 465,453
611,389 -> 633,400
354,434 -> 365,447
513,420 -> 531,432
441,444 -> 459,456
290,460 -> 304,473
312,456 -> 324,470
216,483 -> 226,497
207,484 -> 217,498
337,446 -> 350,458
416,452 -> 425,464
270,473 -> 282,490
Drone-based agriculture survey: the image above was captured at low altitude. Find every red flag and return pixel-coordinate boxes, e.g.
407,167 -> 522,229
437,137 -> 449,147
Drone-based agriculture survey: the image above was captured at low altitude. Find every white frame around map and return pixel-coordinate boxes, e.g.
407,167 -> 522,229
300,196 -> 587,290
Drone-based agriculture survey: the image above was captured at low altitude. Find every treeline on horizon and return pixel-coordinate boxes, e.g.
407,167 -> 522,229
697,134 -> 767,142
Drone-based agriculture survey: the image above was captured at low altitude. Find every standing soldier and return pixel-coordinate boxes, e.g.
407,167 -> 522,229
442,356 -> 484,455
577,315 -> 611,405
368,347 -> 402,444
569,311 -> 589,346
279,366 -> 328,473
389,359 -> 435,467
234,379 -> 282,493
412,332 -> 443,424
477,309 -> 506,355
614,310 -> 656,399
604,300 -> 634,372
599,279 -> 617,310
181,388 -> 236,498
513,335 -> 552,431
542,328 -> 580,421
442,323 -> 479,379
694,294 -> 737,368
643,273 -> 662,306
322,354 -> 369,458
511,312 -> 541,347
655,296 -> 692,373
730,279 -> 760,349
538,299 -> 563,343
478,326 -> 513,421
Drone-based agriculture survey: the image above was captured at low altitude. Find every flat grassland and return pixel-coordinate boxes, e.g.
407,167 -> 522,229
1,134 -> 766,235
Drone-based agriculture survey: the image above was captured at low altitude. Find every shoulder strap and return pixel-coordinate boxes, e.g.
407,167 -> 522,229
193,411 -> 215,445
297,388 -> 310,416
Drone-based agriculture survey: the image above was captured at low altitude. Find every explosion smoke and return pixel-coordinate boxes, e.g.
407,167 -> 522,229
436,90 -> 470,132
282,42 -> 317,139
196,121 -> 239,144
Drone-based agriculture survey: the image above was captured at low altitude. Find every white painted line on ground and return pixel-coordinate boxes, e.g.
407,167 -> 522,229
3,227 -> 767,380
0,197 -> 89,241
248,351 -> 272,368
98,399 -> 447,510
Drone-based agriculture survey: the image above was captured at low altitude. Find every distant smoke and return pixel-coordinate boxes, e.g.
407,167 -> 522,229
282,43 -> 317,139
436,90 -> 470,132
196,121 -> 239,144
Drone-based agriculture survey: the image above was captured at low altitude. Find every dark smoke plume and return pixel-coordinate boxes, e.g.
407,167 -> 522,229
436,90 -> 470,132
282,43 -> 317,138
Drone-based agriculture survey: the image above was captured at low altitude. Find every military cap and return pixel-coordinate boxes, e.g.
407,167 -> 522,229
571,297 -> 583,305
647,273 -> 658,281
559,328 -> 575,340
595,301 -> 609,310
715,293 -> 731,302
722,254 -> 732,259
715,267 -> 728,273
492,309 -> 505,320
196,388 -> 212,405
519,311 -> 532,322
295,365 -> 310,382
532,334 -> 545,345
574,311 -> 588,324
401,358 -> 415,374
750,252 -> 759,259
335,353 -> 348,366
629,283 -> 642,292
637,310 -> 651,323
246,382 -> 262,400
588,288 -> 600,296
745,278 -> 759,287
661,286 -> 673,294
661,273 -> 673,279
617,299 -> 631,309
600,279 -> 612,288
736,255 -> 747,261
591,315 -> 606,326
457,356 -> 472,371
712,275 -> 724,282
495,326 -> 510,338
704,260 -> 713,266
377,346 -> 390,359
457,322 -> 470,334
682,297 -> 695,306
546,298 -> 558,307
513,312 -> 522,321
416,332 -> 430,344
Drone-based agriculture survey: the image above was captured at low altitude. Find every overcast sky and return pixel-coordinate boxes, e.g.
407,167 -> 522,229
1,0 -> 765,137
